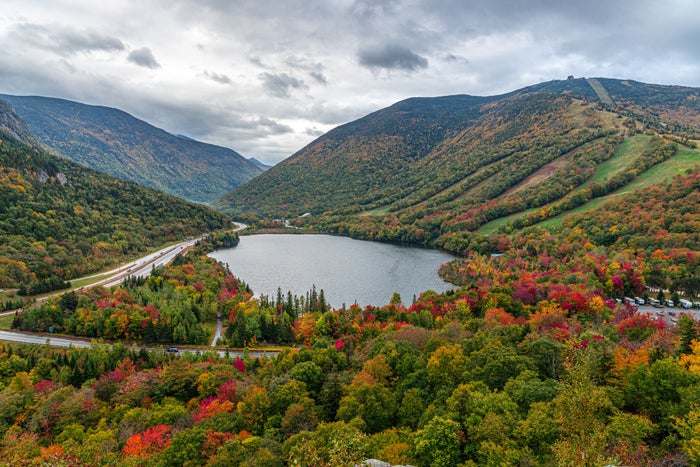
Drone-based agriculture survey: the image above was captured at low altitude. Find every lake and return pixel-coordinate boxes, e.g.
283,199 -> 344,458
209,234 -> 456,308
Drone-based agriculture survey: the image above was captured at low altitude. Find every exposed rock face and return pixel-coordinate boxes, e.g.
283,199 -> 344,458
0,100 -> 37,146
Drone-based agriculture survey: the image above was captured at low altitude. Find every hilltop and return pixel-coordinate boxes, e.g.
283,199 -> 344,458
0,95 -> 263,203
215,78 -> 700,251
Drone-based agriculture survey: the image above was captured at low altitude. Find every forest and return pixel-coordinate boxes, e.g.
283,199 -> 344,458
0,126 -> 232,293
2,172 -> 700,465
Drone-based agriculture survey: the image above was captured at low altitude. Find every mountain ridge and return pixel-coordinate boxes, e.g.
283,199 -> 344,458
0,94 -> 263,203
215,77 -> 700,250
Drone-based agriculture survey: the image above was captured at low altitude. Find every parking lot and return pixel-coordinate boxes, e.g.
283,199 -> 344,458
636,303 -> 700,326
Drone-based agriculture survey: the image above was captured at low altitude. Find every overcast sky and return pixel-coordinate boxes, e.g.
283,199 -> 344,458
2,0 -> 699,165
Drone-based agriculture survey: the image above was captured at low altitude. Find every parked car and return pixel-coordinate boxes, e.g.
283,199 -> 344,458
665,299 -> 675,307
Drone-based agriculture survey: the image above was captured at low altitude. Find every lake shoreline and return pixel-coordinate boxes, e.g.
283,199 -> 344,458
241,226 -> 457,255
209,233 -> 456,308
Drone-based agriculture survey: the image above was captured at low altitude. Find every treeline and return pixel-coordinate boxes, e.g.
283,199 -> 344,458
198,230 -> 240,251
17,276 -> 71,296
226,285 -> 331,348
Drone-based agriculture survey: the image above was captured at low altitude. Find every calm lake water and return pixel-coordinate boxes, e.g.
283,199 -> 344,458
209,234 -> 456,308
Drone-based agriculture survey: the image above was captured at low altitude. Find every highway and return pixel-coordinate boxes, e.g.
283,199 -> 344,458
89,222 -> 247,289
1,223 -> 253,354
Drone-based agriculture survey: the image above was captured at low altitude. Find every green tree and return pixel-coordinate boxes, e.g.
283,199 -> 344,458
427,344 -> 466,387
552,362 -> 615,466
285,421 -> 368,467
337,372 -> 397,434
414,416 -> 463,467
158,427 -> 207,467
397,388 -> 425,429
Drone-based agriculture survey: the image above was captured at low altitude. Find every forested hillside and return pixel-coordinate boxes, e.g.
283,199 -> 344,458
0,105 -> 232,292
217,78 -> 700,253
2,171 -> 700,465
0,95 -> 263,203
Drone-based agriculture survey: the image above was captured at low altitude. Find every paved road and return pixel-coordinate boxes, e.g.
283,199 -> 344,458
0,329 -> 93,348
0,329 -> 277,359
1,223 -> 253,353
211,312 -> 224,347
88,222 -> 247,289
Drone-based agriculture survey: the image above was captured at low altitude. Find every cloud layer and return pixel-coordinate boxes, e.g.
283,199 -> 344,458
1,0 -> 699,165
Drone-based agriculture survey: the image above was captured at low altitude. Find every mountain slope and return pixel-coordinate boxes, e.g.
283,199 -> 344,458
216,77 -> 700,250
0,105 -> 232,292
249,157 -> 272,171
0,95 -> 263,203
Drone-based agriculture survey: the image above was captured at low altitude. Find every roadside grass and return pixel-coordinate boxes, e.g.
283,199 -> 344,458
70,275 -> 111,289
0,313 -> 15,329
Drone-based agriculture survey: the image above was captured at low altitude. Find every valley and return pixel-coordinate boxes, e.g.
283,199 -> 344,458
0,77 -> 699,466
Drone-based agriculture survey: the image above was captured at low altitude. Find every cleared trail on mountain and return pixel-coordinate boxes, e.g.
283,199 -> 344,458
587,78 -> 614,105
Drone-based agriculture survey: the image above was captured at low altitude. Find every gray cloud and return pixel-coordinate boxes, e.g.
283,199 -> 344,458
259,72 -> 306,98
305,126 -> 325,137
350,0 -> 399,19
127,47 -> 160,69
309,70 -> 327,85
2,0 -> 700,165
10,23 -> 125,55
248,56 -> 266,68
284,56 -> 328,85
257,116 -> 293,135
445,53 -> 469,64
358,44 -> 428,72
203,70 -> 232,84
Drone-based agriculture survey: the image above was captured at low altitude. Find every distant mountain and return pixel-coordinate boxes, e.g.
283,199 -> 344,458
248,157 -> 272,171
0,104 -> 232,291
0,95 -> 263,203
216,77 -> 700,251
0,101 -> 36,146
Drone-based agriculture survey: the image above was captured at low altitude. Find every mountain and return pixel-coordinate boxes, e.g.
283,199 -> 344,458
0,104 -> 232,292
248,157 -> 272,171
215,77 -> 700,250
0,95 -> 263,203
